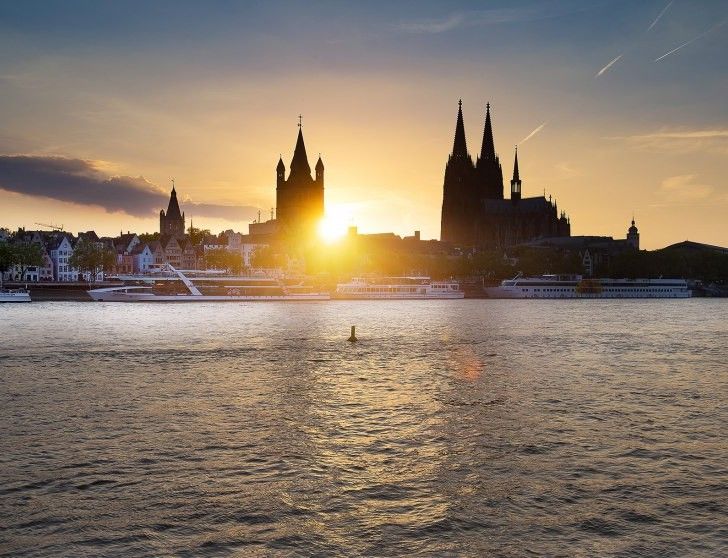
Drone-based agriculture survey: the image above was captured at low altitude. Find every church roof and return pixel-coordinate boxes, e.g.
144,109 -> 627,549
165,187 -> 183,220
130,243 -> 150,255
289,128 -> 311,178
159,234 -> 180,249
482,196 -> 552,214
660,240 -> 728,254
521,236 -> 627,250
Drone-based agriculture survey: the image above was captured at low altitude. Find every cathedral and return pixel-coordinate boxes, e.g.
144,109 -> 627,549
441,100 -> 570,249
160,183 -> 185,237
275,121 -> 324,238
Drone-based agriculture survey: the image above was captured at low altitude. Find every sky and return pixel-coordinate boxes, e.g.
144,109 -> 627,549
0,0 -> 726,249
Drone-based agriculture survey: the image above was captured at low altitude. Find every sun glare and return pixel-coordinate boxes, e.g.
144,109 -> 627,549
318,213 -> 349,244
318,204 -> 356,243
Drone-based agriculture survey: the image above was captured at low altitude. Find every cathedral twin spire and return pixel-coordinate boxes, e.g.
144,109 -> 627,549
451,100 -> 498,163
451,99 -> 521,198
480,103 -> 496,162
452,99 -> 469,158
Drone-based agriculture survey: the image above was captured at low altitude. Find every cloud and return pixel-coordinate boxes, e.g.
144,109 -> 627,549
595,54 -> 623,77
629,130 -> 728,140
519,122 -> 546,144
553,162 -> 582,179
606,128 -> 728,154
394,4 -> 583,34
0,155 -> 257,221
659,174 -> 714,202
396,13 -> 465,34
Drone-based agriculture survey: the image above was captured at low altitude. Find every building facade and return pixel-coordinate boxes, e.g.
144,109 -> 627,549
441,100 -> 570,249
48,235 -> 78,281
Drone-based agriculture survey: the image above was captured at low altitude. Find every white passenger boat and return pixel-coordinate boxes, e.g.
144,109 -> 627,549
88,265 -> 329,302
335,277 -> 464,299
485,274 -> 691,299
0,288 -> 31,303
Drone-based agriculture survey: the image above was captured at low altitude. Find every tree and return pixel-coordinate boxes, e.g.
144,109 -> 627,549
12,242 -> 45,282
138,232 -> 160,243
69,240 -> 115,282
0,242 -> 14,288
204,248 -> 243,273
187,225 -> 211,246
250,245 -> 288,270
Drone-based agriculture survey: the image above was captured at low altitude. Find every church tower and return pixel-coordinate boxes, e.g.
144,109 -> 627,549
275,118 -> 324,238
475,103 -> 504,200
440,99 -> 476,244
627,218 -> 639,250
510,146 -> 521,204
159,183 -> 185,237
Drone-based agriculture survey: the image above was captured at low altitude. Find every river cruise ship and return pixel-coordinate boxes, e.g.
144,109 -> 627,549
0,288 -> 31,303
335,277 -> 464,299
89,266 -> 329,302
485,274 -> 691,299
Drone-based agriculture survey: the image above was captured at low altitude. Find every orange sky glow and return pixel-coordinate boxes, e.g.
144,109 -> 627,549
0,2 -> 726,249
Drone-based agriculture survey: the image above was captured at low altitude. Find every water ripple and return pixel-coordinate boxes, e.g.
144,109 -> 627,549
1,299 -> 726,556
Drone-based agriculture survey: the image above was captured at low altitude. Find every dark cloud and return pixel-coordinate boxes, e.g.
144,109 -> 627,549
0,155 -> 257,222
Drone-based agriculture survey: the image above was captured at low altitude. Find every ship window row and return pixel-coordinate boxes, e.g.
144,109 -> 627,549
525,288 -> 574,292
522,287 -> 679,293
340,287 -> 422,293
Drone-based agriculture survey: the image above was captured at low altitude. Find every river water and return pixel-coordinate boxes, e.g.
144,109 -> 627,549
1,300 -> 726,557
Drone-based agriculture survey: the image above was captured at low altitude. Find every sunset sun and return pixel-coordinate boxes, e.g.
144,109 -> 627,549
317,203 -> 355,243
317,213 -> 349,243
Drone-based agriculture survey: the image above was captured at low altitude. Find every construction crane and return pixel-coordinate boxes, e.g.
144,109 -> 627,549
34,222 -> 64,231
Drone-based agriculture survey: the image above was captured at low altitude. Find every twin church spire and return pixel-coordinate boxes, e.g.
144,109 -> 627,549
480,103 -> 496,162
452,99 -> 469,158
449,100 -> 523,200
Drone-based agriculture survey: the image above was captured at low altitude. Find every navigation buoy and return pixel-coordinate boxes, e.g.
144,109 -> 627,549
348,325 -> 357,342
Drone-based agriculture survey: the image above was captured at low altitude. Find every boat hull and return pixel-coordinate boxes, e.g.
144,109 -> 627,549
0,291 -> 31,303
485,287 -> 692,299
88,290 -> 330,302
333,293 -> 464,300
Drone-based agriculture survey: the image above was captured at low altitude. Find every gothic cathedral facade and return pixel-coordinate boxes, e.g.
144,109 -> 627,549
441,101 -> 570,249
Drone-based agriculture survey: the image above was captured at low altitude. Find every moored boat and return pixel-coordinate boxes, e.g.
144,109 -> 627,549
89,265 -> 329,302
335,276 -> 464,299
485,274 -> 691,299
0,288 -> 31,303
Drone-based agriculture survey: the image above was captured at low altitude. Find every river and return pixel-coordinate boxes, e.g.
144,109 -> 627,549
1,300 -> 726,556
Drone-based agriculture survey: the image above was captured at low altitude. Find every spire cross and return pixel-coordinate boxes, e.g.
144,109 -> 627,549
298,114 -> 302,128
458,99 -> 462,108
